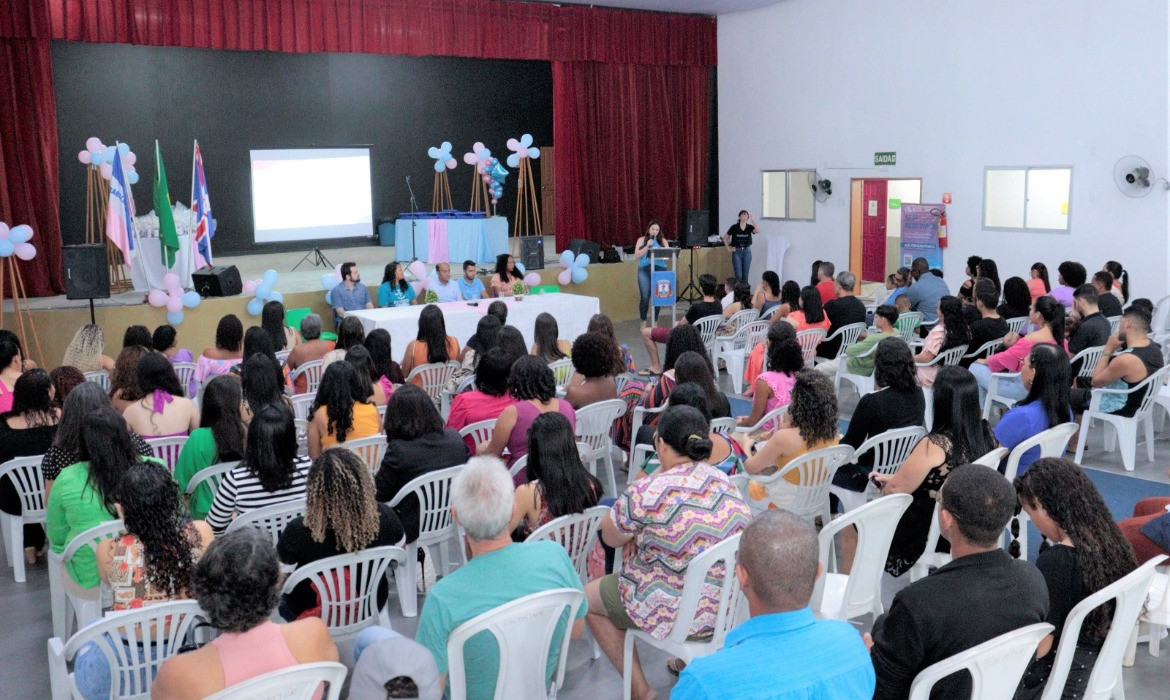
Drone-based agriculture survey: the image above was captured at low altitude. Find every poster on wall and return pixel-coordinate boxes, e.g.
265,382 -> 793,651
900,203 -> 945,271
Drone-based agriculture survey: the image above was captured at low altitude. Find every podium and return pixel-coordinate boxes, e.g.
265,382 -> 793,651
649,246 -> 681,326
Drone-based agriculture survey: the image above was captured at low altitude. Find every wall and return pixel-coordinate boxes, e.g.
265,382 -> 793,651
52,42 -> 552,256
718,1 -> 1170,301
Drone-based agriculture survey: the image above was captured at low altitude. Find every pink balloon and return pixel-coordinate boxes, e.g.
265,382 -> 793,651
0,222 -> 9,239
124,151 -> 136,167
408,260 -> 427,280
99,163 -> 113,179
78,150 -> 91,164
163,272 -> 182,290
445,158 -> 457,170
13,243 -> 35,261
410,280 -> 425,296
167,297 -> 183,313
85,137 -> 102,152
148,289 -> 169,307
473,141 -> 485,153
463,152 -> 478,165
523,272 -> 540,287
481,174 -> 491,184
491,198 -> 498,205
557,269 -> 572,285
243,280 -> 258,294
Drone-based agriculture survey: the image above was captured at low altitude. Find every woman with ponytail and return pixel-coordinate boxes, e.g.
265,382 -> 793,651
972,295 -> 1066,409
1104,261 -> 1128,303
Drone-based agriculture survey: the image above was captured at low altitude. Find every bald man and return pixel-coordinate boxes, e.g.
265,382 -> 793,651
671,510 -> 875,699
430,262 -> 461,303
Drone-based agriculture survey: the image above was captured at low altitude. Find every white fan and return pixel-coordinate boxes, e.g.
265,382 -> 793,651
1114,156 -> 1155,198
808,171 -> 832,203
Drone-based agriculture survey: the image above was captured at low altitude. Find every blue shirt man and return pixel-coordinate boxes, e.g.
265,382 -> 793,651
458,259 -> 487,300
331,261 -> 373,327
672,510 -> 875,700
904,259 -> 950,323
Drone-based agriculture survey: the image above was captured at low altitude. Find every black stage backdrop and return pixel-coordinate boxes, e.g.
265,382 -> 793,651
53,41 -> 552,255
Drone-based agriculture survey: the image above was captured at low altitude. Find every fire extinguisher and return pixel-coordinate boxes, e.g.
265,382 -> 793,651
938,211 -> 948,248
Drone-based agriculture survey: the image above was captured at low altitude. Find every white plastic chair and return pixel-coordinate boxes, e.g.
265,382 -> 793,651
1145,565 -> 1170,657
0,455 -> 45,582
144,435 -> 188,474
715,319 -> 769,394
692,315 -> 726,366
1074,365 -> 1170,471
907,622 -> 1054,700
385,465 -> 466,617
758,304 -> 781,321
629,403 -> 666,450
458,418 -> 497,451
795,328 -> 827,367
1002,422 -> 1079,481
340,435 -> 387,473
172,361 -> 196,394
1070,345 -> 1106,380
291,393 -> 317,422
1005,316 -> 1030,334
1107,315 -> 1122,335
622,534 -> 742,700
575,399 -> 626,497
836,341 -> 879,398
203,661 -> 347,700
829,426 -> 926,514
294,418 -> 310,456
813,493 -> 912,623
719,308 -> 760,339
963,339 -> 1004,365
274,349 -> 293,364
184,460 -> 240,506
509,442 -> 591,480
1039,555 -> 1167,700
549,358 -> 575,394
291,359 -> 325,394
919,344 -> 968,428
814,322 -> 867,368
739,445 -> 855,524
226,498 -> 307,546
440,373 -> 478,419
526,506 -> 608,582
614,373 -> 632,395
49,519 -> 124,640
734,405 -> 788,436
48,600 -> 209,700
280,545 -> 407,644
711,417 -> 737,434
405,361 -> 460,404
448,588 -> 585,700
83,369 -> 109,391
982,370 -> 1023,419
895,312 -> 924,343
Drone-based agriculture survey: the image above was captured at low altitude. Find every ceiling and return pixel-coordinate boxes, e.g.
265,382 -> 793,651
522,0 -> 780,16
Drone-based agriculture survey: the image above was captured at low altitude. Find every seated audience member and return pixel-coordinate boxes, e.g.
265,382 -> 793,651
874,366 -> 996,576
1104,260 -> 1129,303
615,325 -> 708,450
1000,275 -> 1034,320
286,313 -> 335,393
532,312 -> 571,362
1117,468 -> 1170,564
151,324 -> 193,364
277,448 -> 404,620
1013,458 -> 1137,699
195,314 -> 244,386
957,255 -> 982,303
479,356 -> 575,481
509,411 -> 603,537
739,324 -> 803,428
1069,303 -> 1164,425
376,385 -> 470,542
446,314 -> 500,394
589,313 -> 635,375
487,299 -> 508,325
350,631 -> 443,700
632,383 -> 746,479
107,344 -> 149,414
776,280 -> 803,320
866,464 -> 1049,700
378,262 -> 417,308
972,295 -> 1065,408
151,528 -> 338,699
814,261 -> 836,305
1067,284 -> 1113,369
489,253 -> 528,297
308,361 -> 381,458
904,257 -> 950,323
173,376 -> 247,520
632,350 -> 728,446
446,348 -> 517,445
753,271 -> 784,318
347,345 -> 387,406
321,316 -> 366,368
232,329 -> 286,395
1092,270 -> 1123,318
401,304 -> 461,378
976,258 -> 1002,299
1051,260 -> 1086,308
261,299 -> 300,351
62,324 -> 116,373
641,273 -> 722,375
993,344 -> 1071,476
122,325 -> 152,349
817,271 -> 867,359
817,304 -> 898,377
415,457 -> 585,699
240,354 -> 291,421
718,282 -> 754,336
1028,262 -> 1052,304
961,278 -> 1010,367
49,366 -> 86,411
914,295 -> 970,388
883,267 -> 911,306
785,285 -> 831,333
206,404 -> 310,534
457,259 -> 486,300
494,324 -> 527,361
364,328 -> 406,392
743,309 -> 798,392
331,261 -> 374,326
588,406 -> 750,697
672,510 -> 875,699
564,332 -> 619,409
0,370 -> 58,563
429,262 -> 461,303
123,352 -> 200,437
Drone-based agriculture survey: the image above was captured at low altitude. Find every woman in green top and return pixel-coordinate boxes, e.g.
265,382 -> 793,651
174,377 -> 247,520
47,406 -> 164,591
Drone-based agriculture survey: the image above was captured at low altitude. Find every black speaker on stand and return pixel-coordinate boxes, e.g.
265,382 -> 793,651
64,244 -> 110,325
678,210 -> 710,302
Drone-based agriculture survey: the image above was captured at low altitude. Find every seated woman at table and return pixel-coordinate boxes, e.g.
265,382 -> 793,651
400,304 -> 461,379
489,253 -> 527,297
377,262 -> 416,308
123,352 -> 200,438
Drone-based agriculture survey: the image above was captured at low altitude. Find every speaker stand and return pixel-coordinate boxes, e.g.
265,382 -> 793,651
292,247 -> 333,271
88,298 -> 96,326
677,246 -> 703,303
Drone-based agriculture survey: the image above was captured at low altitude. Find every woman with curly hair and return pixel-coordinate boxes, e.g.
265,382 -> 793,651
958,255 -> 983,303
400,304 -> 460,377
62,324 -> 115,373
195,314 -> 244,385
174,376 -> 247,520
479,355 -> 576,481
739,322 -> 802,427
972,295 -> 1066,408
564,332 -> 619,409
49,365 -> 86,410
108,344 -> 150,413
914,295 -> 971,388
277,448 -> 404,621
151,527 -> 338,699
307,360 -> 380,458
1014,457 -> 1137,699
587,313 -> 633,376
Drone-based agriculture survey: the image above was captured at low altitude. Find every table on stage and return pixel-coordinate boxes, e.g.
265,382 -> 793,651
392,216 -> 509,264
347,293 -> 600,362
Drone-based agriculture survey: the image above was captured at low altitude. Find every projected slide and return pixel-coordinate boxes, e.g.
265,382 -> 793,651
250,148 -> 373,243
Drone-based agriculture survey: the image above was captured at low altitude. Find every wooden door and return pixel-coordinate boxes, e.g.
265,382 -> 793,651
861,179 -> 888,283
540,147 -> 555,237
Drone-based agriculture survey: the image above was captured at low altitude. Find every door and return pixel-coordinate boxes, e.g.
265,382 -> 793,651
540,147 -> 555,237
861,180 -> 888,283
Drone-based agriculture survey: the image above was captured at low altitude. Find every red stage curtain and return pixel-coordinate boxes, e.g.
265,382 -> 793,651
553,61 -> 709,251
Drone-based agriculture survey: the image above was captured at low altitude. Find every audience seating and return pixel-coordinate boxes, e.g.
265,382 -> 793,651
144,435 -> 187,474
511,442 -> 591,480
1146,564 -> 1170,657
441,374 -> 477,419
203,661 -> 347,700
734,405 -> 787,436
894,312 -> 924,344
999,423 -> 1079,562
710,416 -> 736,434
291,360 -> 325,395
829,426 -> 926,513
795,329 -> 828,367
341,435 -> 387,473
385,465 -> 466,617
739,445 -> 854,524
1107,315 -> 1122,335
693,315 -> 726,367
963,339 -> 1004,365
1070,345 -> 1107,381
919,345 -> 968,428
621,534 -> 742,700
457,419 -> 496,451
715,319 -> 770,394
906,622 -> 1054,700
549,358 -> 575,395
629,404 -> 666,451
723,308 -> 761,335
448,588 -> 586,700
836,342 -> 879,398
981,370 -> 1022,419
758,305 -> 781,321
290,393 -> 317,421
48,518 -> 123,640
226,498 -> 307,546
574,399 -> 626,497
1004,316 -> 1030,335
47,600 -> 209,700
172,362 -> 196,396
0,455 -> 46,583
812,493 -> 912,623
405,362 -> 461,405
814,322 -> 867,370
82,370 -> 109,391
614,373 -> 632,395
184,460 -> 240,503
1074,365 -> 1170,471
274,349 -> 293,364
294,418 -> 310,456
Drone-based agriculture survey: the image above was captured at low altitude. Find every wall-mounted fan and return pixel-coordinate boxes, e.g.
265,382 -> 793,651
809,172 -> 832,203
1114,156 -> 1156,198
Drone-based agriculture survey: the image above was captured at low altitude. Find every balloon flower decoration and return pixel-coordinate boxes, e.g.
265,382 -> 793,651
463,142 -> 493,213
245,269 -> 284,316
0,222 -> 45,364
406,260 -> 431,298
78,138 -> 140,185
506,133 -> 542,237
148,273 -> 202,325
428,141 -> 457,211
557,250 -> 590,286
0,222 -> 36,260
512,261 -> 541,289
505,134 -> 541,168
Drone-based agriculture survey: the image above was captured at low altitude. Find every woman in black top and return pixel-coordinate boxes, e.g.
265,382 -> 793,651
1013,458 -> 1137,699
374,385 -> 470,542
722,209 -> 757,283
998,276 -> 1033,321
0,370 -> 59,559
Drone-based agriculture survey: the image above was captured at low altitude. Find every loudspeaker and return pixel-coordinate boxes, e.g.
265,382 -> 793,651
63,244 -> 111,300
192,265 -> 243,297
519,236 -> 544,270
682,210 -> 710,247
568,238 -> 601,264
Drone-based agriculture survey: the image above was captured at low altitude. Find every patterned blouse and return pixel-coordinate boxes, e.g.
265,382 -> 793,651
611,461 -> 750,640
108,526 -> 200,611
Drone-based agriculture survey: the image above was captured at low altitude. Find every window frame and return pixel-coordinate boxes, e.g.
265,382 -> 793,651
981,165 -> 1073,233
760,169 -> 817,222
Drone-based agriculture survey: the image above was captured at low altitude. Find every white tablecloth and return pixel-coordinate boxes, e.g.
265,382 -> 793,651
129,233 -> 197,291
347,293 -> 601,362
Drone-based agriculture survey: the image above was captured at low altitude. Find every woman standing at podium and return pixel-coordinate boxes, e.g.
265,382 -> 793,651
635,220 -> 671,330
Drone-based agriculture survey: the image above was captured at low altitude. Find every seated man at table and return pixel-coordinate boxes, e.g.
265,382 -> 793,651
640,273 -> 722,375
430,262 -> 462,303
458,259 -> 487,300
331,261 -> 373,327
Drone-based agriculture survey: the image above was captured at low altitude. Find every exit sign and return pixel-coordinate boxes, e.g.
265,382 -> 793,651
874,152 -> 896,166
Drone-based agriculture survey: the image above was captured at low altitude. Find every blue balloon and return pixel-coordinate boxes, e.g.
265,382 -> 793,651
490,163 -> 509,182
262,269 -> 278,286
514,262 -> 525,275
166,310 -> 185,325
574,253 -> 590,268
9,225 -> 32,244
572,267 -> 588,284
256,283 -> 272,300
181,290 -> 201,308
118,142 -> 130,155
433,160 -> 446,173
321,273 -> 337,291
559,250 -> 574,267
269,291 -> 283,304
506,153 -> 520,168
0,240 -> 13,257
246,297 -> 264,316
324,290 -> 332,305
126,171 -> 139,185
90,152 -> 105,165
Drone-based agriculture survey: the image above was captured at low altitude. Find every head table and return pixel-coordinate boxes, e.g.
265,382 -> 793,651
346,293 -> 601,363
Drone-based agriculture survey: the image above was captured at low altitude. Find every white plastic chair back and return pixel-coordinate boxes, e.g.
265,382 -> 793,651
385,464 -> 467,617
280,546 -> 406,643
406,361 -> 460,402
0,455 -> 45,582
982,370 -> 1023,418
734,405 -> 788,436
836,341 -> 881,398
693,315 -> 726,364
859,426 -> 928,478
447,588 -> 585,700
963,339 -> 1004,363
918,344 -> 968,370
813,493 -> 912,622
614,373 -> 632,395
291,360 -> 325,394
525,506 -> 609,584
759,305 -> 781,321
745,445 -> 854,523
291,393 -> 317,422
184,460 -> 240,500
440,373 -> 477,418
377,403 -> 388,419
51,519 -> 124,639
907,622 -> 1053,700
512,441 -> 590,479
796,328 -> 827,367
203,661 -> 347,700
710,417 -> 736,435
340,435 -> 387,473
630,403 -> 666,448
294,418 -> 310,456
144,435 -> 187,474
1003,422 -> 1078,481
83,369 -> 110,391
820,322 -> 867,361
1069,345 -> 1106,379
459,418 -> 497,449
47,600 -> 208,700
171,361 -> 196,393
226,498 -> 307,546
274,349 -> 293,364
723,308 -> 760,333
1075,364 -> 1170,471
1106,315 -> 1122,335
1005,316 -> 1030,334
574,399 -> 626,497
549,358 -> 575,391
895,312 -> 924,342
972,446 -> 1010,469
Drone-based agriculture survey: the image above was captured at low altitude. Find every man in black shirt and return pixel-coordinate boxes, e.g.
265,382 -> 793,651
817,270 -> 867,359
1093,271 -> 1123,318
1068,284 -> 1113,376
962,278 -> 1009,367
867,464 -> 1049,700
640,273 -> 722,374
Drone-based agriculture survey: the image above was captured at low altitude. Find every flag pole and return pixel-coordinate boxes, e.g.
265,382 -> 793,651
190,140 -> 198,278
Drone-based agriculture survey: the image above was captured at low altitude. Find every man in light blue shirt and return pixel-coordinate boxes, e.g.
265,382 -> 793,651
330,261 -> 373,327
430,262 -> 462,303
672,510 -> 875,700
904,257 -> 950,323
458,259 -> 487,300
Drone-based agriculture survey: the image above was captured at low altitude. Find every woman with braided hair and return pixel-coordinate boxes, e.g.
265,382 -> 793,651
1013,457 -> 1137,699
277,448 -> 404,621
